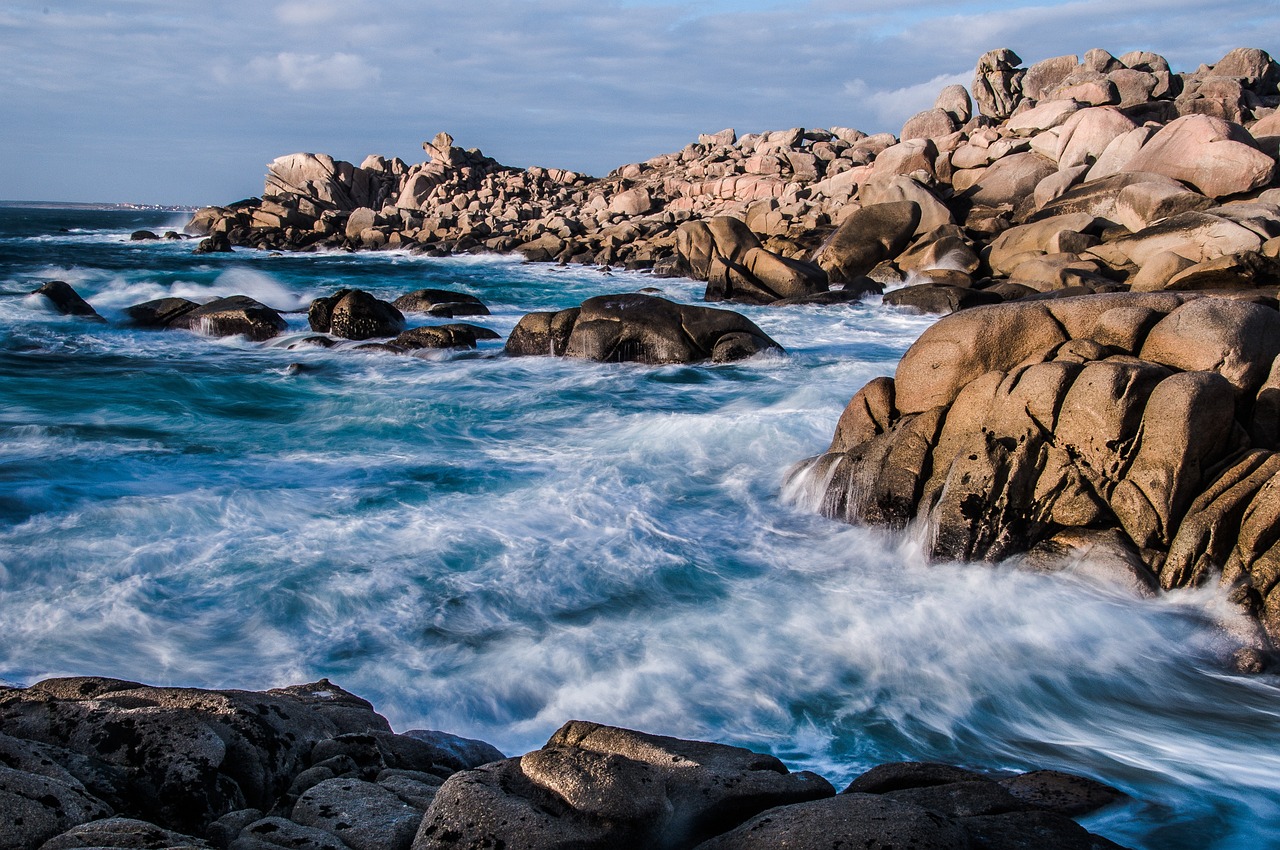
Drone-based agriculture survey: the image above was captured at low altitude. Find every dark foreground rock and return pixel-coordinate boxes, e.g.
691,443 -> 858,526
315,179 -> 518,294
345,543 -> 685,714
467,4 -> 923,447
31,281 -> 105,322
0,678 -> 1130,850
414,720 -> 835,850
790,291 -> 1280,663
505,293 -> 783,364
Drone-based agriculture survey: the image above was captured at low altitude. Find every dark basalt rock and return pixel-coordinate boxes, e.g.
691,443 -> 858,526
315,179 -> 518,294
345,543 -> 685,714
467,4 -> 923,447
399,731 -> 504,774
961,810 -> 1130,850
292,778 -> 422,850
308,289 -> 405,340
31,281 -> 105,322
998,770 -> 1125,816
124,297 -> 200,328
38,816 -> 210,849
505,294 -> 782,364
193,233 -> 233,254
130,230 -> 161,241
693,793 -> 971,850
392,324 -> 499,351
391,289 -> 490,318
844,761 -> 988,794
883,779 -> 1027,818
168,296 -> 288,341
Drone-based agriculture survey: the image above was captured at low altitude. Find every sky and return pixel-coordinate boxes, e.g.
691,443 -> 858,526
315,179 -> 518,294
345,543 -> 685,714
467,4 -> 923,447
1,0 -> 1278,206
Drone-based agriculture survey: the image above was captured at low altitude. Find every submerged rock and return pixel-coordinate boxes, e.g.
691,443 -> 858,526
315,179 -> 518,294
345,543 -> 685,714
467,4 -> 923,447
31,281 -> 105,322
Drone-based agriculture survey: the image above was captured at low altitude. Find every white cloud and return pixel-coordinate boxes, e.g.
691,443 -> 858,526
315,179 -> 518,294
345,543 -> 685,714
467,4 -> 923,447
842,71 -> 973,131
275,1 -> 345,26
245,52 -> 382,91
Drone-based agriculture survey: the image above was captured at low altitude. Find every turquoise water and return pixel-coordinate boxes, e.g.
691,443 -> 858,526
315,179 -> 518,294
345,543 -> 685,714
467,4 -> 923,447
2,207 -> 1279,848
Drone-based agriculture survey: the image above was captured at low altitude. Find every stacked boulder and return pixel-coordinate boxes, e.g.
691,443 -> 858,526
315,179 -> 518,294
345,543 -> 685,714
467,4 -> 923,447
0,678 -> 1129,850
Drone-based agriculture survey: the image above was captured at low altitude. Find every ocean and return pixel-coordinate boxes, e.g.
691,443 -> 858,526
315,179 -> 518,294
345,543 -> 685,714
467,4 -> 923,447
1,206 -> 1278,848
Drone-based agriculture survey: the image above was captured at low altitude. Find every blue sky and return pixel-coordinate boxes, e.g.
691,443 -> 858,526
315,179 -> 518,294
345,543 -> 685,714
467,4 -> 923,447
2,0 -> 1277,205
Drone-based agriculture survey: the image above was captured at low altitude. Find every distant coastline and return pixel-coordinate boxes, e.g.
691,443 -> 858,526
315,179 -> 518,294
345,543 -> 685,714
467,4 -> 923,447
0,199 -> 196,212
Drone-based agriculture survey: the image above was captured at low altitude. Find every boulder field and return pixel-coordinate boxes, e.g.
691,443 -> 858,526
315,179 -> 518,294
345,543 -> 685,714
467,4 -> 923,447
187,47 -> 1280,314
0,678 -> 1129,850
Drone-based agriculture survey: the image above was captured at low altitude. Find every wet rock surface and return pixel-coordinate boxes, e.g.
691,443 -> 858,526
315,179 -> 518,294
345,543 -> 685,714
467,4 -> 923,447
505,293 -> 783,364
791,291 -> 1280,661
0,679 -> 1131,850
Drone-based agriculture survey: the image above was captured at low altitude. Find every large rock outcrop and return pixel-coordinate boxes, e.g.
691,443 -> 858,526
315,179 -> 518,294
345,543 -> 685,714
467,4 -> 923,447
790,292 -> 1280,663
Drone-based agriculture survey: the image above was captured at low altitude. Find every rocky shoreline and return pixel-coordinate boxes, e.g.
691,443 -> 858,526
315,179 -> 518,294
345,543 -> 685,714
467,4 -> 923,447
172,45 -> 1280,657
0,677 -> 1129,850
185,46 -> 1280,317
18,44 -> 1280,849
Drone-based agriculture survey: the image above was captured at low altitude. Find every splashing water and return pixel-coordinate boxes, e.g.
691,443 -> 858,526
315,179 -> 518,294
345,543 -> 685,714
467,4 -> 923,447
1,207 -> 1278,849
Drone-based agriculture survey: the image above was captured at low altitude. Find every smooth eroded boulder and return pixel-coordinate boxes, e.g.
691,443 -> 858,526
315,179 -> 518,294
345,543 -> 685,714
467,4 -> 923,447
309,289 -> 405,340
414,721 -> 834,850
817,201 -> 921,283
124,297 -> 201,328
507,294 -> 782,364
392,324 -> 499,351
1123,114 -> 1277,198
168,296 -> 288,341
390,289 -> 489,317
